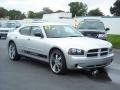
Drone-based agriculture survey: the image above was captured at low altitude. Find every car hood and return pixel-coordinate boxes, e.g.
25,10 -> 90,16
0,28 -> 15,30
48,37 -> 112,51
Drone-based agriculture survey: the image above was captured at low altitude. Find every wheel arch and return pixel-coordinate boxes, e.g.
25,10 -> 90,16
49,47 -> 65,59
8,40 -> 15,46
8,40 -> 18,52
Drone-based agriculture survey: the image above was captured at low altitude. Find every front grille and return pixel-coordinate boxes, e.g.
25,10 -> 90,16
0,33 -> 7,37
101,48 -> 108,52
0,30 -> 9,32
88,49 -> 98,53
100,52 -> 108,56
87,53 -> 98,57
101,48 -> 108,56
87,48 -> 108,57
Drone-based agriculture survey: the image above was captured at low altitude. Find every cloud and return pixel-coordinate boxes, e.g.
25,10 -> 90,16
0,0 -> 116,15
0,0 -> 68,12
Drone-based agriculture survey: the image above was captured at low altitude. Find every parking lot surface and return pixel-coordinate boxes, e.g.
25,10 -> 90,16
0,40 -> 120,90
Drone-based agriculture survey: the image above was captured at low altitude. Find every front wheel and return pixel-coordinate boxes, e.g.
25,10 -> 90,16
8,42 -> 20,61
49,49 -> 67,74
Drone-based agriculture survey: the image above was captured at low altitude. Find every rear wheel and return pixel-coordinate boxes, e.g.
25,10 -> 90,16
8,42 -> 20,61
49,49 -> 67,74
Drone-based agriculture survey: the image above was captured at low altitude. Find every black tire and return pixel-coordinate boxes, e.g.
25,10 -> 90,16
49,49 -> 67,74
8,42 -> 20,61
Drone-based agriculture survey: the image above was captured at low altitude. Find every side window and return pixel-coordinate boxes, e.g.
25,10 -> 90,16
31,26 -> 43,36
19,26 -> 31,36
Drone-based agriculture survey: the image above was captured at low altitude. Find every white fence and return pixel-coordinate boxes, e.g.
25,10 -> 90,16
77,17 -> 120,35
43,16 -> 120,35
1,16 -> 120,35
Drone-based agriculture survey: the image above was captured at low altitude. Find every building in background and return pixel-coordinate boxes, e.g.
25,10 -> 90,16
43,12 -> 72,20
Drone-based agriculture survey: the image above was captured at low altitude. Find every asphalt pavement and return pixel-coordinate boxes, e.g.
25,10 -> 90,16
0,40 -> 120,90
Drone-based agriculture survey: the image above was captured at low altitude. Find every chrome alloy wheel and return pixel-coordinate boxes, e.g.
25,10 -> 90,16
50,53 -> 63,73
8,43 -> 16,60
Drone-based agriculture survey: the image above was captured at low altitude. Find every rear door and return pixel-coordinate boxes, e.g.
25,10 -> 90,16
15,26 -> 31,55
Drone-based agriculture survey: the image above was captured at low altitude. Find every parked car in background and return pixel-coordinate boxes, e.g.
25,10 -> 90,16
77,19 -> 110,40
7,22 -> 114,74
6,21 -> 21,28
0,21 -> 21,39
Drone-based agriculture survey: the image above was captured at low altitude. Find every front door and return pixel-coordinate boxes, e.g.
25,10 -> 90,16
27,26 -> 49,62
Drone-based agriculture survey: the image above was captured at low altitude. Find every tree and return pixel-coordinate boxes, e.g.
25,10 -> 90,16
87,8 -> 104,16
28,11 -> 35,18
8,10 -> 22,20
110,0 -> 120,16
43,7 -> 53,14
35,12 -> 44,18
20,13 -> 26,19
55,10 -> 65,13
0,7 -> 8,18
28,7 -> 54,18
28,11 -> 43,18
68,2 -> 87,17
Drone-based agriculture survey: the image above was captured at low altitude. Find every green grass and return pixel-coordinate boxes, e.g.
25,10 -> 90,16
107,34 -> 120,49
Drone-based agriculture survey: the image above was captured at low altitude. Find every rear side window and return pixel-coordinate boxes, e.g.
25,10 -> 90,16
19,26 -> 31,36
31,26 -> 43,36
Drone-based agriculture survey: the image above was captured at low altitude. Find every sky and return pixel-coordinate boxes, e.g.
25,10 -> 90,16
0,0 -> 116,15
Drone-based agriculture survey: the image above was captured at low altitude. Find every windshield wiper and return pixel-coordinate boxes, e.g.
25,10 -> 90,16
49,37 -> 62,38
67,36 -> 82,37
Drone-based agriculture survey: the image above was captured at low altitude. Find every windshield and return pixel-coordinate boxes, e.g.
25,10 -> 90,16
6,23 -> 16,28
78,21 -> 105,30
0,22 -> 16,28
43,25 -> 83,38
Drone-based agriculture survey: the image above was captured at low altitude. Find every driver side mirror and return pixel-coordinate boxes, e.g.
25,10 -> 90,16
34,32 -> 44,38
16,25 -> 20,28
105,28 -> 110,31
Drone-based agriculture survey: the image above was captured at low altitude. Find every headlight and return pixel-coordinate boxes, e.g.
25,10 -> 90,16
68,48 -> 84,55
109,48 -> 113,53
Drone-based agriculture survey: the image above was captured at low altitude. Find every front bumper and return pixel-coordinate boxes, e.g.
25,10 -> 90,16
66,53 -> 114,70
